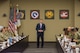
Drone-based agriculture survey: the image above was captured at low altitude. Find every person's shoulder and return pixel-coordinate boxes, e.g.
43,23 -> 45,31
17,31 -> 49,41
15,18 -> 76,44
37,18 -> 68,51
37,23 -> 39,25
42,23 -> 45,25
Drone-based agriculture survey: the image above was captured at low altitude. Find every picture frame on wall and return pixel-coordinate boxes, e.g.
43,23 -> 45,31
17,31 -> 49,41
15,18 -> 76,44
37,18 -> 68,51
59,10 -> 69,19
17,10 -> 25,20
30,10 -> 40,19
45,10 -> 54,19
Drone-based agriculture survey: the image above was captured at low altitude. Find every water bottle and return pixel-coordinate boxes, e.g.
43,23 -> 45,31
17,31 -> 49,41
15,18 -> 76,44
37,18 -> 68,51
9,37 -> 12,45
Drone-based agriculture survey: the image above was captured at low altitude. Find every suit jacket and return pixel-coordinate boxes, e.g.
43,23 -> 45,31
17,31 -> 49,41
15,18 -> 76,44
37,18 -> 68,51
36,23 -> 46,33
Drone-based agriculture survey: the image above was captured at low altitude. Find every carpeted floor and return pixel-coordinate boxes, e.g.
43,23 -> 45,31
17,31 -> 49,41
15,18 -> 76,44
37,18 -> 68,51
22,42 -> 58,53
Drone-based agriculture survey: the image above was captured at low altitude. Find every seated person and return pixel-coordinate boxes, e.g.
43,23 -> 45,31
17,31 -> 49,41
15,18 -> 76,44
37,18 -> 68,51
4,27 -> 14,37
69,27 -> 80,53
70,28 -> 80,46
0,27 -> 8,42
4,27 -> 18,44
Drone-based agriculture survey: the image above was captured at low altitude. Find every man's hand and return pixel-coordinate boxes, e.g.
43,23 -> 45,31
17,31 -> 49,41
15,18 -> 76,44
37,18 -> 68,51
38,30 -> 43,32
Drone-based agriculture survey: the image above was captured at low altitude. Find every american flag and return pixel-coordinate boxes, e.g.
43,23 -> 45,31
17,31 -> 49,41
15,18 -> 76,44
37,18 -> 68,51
8,7 -> 18,35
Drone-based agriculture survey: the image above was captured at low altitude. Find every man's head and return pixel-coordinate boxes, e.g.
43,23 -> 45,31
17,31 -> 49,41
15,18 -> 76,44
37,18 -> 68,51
75,27 -> 79,32
39,19 -> 43,23
67,26 -> 72,32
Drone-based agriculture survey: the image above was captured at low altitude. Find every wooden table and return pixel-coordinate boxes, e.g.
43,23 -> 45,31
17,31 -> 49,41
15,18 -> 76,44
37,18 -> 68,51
0,35 -> 29,53
56,36 -> 65,53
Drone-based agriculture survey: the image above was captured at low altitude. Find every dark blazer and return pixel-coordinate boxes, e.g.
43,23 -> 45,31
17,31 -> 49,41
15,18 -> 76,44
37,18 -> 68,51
36,23 -> 46,33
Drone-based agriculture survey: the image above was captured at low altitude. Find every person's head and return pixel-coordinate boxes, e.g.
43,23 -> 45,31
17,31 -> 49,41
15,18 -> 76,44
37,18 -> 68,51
71,28 -> 75,35
75,27 -> 79,32
1,27 -> 6,32
39,19 -> 43,23
63,28 -> 69,35
63,28 -> 67,31
67,26 -> 72,32
5,27 -> 8,31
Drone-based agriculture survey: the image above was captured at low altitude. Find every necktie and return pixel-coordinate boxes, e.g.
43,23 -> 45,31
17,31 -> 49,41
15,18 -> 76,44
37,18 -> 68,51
40,23 -> 42,28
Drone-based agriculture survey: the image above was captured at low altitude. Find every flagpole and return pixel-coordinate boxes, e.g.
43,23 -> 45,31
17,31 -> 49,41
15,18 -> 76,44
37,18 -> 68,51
16,4 -> 19,13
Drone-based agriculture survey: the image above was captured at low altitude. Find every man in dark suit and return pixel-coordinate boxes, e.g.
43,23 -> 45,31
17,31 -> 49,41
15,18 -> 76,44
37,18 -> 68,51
36,19 -> 46,48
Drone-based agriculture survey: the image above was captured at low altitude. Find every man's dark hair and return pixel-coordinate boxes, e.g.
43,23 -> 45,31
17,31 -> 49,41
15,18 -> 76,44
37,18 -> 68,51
75,27 -> 79,31
71,28 -> 75,32
63,28 -> 67,31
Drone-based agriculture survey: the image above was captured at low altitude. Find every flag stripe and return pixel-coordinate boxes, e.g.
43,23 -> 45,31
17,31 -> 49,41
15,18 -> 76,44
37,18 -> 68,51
8,20 -> 15,33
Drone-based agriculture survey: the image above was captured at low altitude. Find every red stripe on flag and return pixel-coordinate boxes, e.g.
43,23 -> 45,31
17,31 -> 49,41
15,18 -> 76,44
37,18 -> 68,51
8,20 -> 16,33
13,7 -> 17,22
